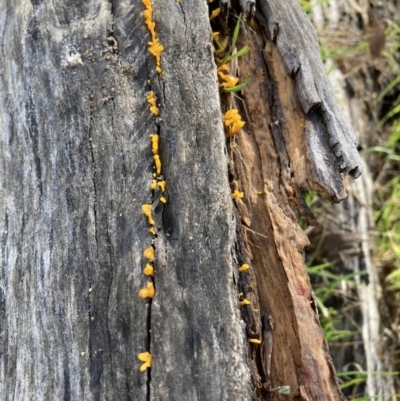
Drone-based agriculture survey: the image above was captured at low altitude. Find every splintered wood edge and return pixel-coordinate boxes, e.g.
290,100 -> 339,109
258,0 -> 364,202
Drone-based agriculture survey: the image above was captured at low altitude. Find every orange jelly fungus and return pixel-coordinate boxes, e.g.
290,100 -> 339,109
209,7 -> 221,21
248,339 -> 262,344
154,154 -> 161,175
144,246 -> 155,261
231,190 -> 244,199
139,282 -> 155,298
141,204 -> 155,225
138,351 -> 153,371
150,134 -> 159,155
142,0 -> 164,73
143,263 -> 154,276
146,91 -> 159,116
238,264 -> 250,272
158,180 -> 167,192
213,36 -> 229,55
217,65 -> 239,89
224,109 -> 245,137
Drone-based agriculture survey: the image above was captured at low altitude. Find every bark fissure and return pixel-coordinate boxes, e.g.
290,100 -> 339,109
87,87 -> 97,393
88,89 -> 98,249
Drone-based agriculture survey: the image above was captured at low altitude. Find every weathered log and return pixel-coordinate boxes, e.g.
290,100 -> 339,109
1,1 -> 249,399
0,0 -> 364,400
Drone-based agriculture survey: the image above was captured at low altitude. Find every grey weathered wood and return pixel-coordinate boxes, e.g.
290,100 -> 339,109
258,0 -> 363,201
239,0 -> 255,18
146,1 -> 251,399
0,0 -> 250,400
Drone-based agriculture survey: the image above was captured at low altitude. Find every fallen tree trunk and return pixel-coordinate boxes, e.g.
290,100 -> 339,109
0,0 -> 363,399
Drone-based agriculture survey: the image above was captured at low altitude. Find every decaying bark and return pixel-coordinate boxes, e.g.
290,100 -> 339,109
214,0 -> 361,399
0,0 -> 364,400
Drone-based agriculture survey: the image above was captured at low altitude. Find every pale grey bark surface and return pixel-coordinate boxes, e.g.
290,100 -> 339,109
258,0 -> 363,201
0,1 -> 250,400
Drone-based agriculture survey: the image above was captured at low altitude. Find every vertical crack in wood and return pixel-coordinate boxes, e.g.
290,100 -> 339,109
87,88 -> 99,389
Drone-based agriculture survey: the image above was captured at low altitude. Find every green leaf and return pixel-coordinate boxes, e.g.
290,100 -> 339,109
230,13 -> 242,55
222,46 -> 249,63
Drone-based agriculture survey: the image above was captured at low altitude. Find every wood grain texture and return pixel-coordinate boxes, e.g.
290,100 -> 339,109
257,0 -> 363,202
147,1 -> 251,399
227,24 -> 346,397
0,0 -> 367,399
0,0 -> 250,399
216,0 -> 363,398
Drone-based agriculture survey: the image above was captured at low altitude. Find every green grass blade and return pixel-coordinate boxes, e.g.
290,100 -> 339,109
223,46 -> 249,63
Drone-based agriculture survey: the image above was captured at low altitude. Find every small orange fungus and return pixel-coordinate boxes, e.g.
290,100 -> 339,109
146,91 -> 159,116
151,180 -> 157,190
240,299 -> 251,306
149,227 -> 156,236
154,154 -> 161,175
217,64 -> 229,73
138,351 -> 153,371
160,196 -> 167,204
141,204 -> 155,225
142,0 -> 164,73
238,264 -> 250,272
218,66 -> 239,89
158,180 -> 167,192
224,109 -> 245,137
144,246 -> 155,261
248,339 -> 262,344
209,7 -> 221,20
231,190 -> 244,199
213,36 -> 229,55
139,282 -> 155,298
143,263 -> 154,276
150,134 -> 159,155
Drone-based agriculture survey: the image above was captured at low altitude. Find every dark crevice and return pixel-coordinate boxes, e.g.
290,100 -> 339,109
142,56 -> 163,401
107,0 -> 115,36
178,2 -> 187,38
88,90 -> 98,249
145,298 -> 153,401
121,159 -> 127,189
105,222 -> 113,352
87,87 -> 97,389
